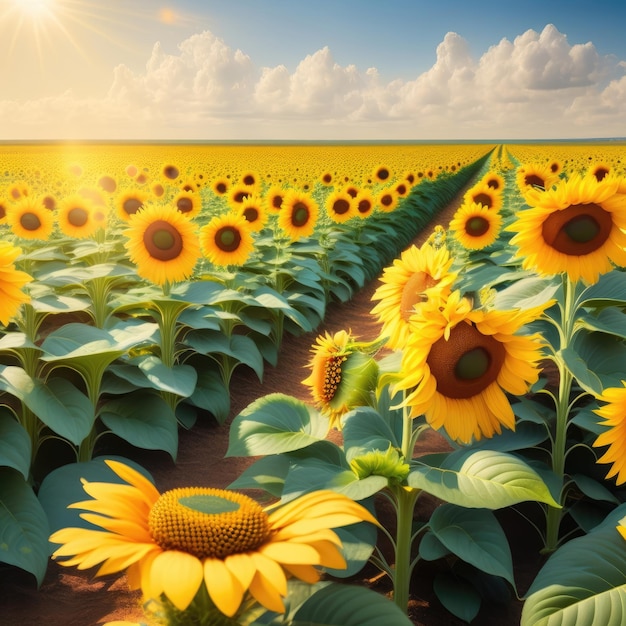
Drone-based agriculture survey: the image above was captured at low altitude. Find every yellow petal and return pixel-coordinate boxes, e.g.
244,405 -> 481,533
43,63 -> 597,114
223,552 -> 257,591
150,550 -> 203,611
105,460 -> 161,504
259,541 -> 321,564
203,558 -> 244,618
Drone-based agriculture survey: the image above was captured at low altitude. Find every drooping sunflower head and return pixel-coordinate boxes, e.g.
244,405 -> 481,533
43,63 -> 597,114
371,242 -> 457,351
238,195 -> 268,232
6,197 -> 55,241
56,195 -> 100,239
278,189 -> 319,240
592,382 -> 626,485
450,201 -> 502,251
302,329 -> 379,429
173,190 -> 201,219
396,290 -> 548,444
509,173 -> 626,285
325,190 -> 356,223
200,212 -> 255,267
0,240 -> 33,325
123,203 -> 201,286
116,188 -> 149,222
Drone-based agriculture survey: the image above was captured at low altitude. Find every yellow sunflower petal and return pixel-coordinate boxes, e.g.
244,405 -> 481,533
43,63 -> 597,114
204,557 -> 244,618
149,550 -> 204,611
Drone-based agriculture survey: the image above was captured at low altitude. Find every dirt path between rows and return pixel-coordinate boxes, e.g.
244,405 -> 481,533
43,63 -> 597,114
2,176 -> 542,626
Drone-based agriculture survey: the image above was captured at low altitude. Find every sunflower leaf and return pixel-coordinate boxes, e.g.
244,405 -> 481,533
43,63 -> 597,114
0,409 -> 31,480
407,449 -> 560,509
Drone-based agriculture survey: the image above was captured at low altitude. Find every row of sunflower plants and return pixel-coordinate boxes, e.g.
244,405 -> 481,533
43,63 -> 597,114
202,156 -> 626,625
0,149 -> 490,613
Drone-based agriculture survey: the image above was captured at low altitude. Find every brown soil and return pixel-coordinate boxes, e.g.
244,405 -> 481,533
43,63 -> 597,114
0,181 -> 544,625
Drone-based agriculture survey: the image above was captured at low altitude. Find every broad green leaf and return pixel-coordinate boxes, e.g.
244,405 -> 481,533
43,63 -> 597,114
578,269 -> 626,308
135,356 -> 197,397
560,346 -> 603,395
292,581 -> 414,626
493,275 -> 559,310
187,366 -> 231,424
571,473 -> 620,504
433,571 -> 482,623
0,331 -> 40,352
30,293 -> 91,314
226,393 -> 328,457
227,455 -> 291,497
419,531 -> 451,561
522,505 -> 626,626
328,518 -> 378,578
39,456 -> 155,537
342,406 -> 402,462
430,504 -> 515,587
99,393 -> 178,459
579,307 -> 626,340
0,410 -> 31,479
0,468 -> 50,586
407,450 -> 560,509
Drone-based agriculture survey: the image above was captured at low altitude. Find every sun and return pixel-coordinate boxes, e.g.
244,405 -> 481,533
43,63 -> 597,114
10,0 -> 56,20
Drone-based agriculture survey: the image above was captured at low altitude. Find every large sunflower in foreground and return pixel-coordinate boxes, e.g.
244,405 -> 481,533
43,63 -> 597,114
592,382 -> 626,485
508,173 -> 626,285
370,242 -> 457,351
450,201 -> 502,250
395,290 -> 548,444
200,212 -> 255,267
0,241 -> 32,325
302,330 -> 379,429
278,190 -> 319,240
123,204 -> 200,286
50,460 -> 378,620
6,197 -> 55,240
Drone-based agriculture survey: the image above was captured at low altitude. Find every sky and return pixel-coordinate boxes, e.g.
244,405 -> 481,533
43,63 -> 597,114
1,0 -> 626,141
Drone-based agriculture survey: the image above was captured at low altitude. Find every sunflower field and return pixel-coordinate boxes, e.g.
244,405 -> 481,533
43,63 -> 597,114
3,140 -> 626,626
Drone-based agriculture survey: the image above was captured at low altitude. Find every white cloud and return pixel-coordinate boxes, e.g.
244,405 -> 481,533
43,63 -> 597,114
0,24 -> 624,139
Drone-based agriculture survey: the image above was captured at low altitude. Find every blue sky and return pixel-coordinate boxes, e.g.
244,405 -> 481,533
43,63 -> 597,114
1,0 -> 625,140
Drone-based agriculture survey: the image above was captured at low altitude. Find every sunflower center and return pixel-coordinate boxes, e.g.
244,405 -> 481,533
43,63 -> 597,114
332,199 -> 350,215
472,193 -> 493,208
20,212 -> 41,231
292,202 -> 310,227
215,226 -> 241,252
466,216 -> 490,237
271,194 -> 283,209
541,202 -> 613,255
427,321 -> 506,399
163,165 -> 179,180
176,197 -> 193,214
322,354 -> 347,402
123,198 -> 143,215
68,207 -> 89,227
357,199 -> 372,214
524,174 -> 545,188
593,167 -> 609,181
400,271 -> 439,321
148,487 -> 271,559
215,181 -> 228,194
243,207 -> 260,222
143,220 -> 183,261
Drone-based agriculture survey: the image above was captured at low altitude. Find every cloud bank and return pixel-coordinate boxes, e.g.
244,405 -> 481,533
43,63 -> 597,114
3,24 -> 625,140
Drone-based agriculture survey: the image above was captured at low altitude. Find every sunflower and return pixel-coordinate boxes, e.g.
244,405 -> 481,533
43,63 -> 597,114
116,189 -> 149,222
97,175 -> 117,194
56,195 -> 100,239
278,190 -> 319,240
6,197 -> 55,240
464,182 -> 503,212
211,177 -> 230,197
450,201 -> 502,250
587,162 -> 612,182
123,204 -> 200,286
8,181 -> 30,200
372,164 -> 392,183
265,185 -> 285,212
325,189 -> 355,224
239,169 -> 260,188
515,162 -> 560,195
592,382 -> 626,485
0,197 -> 9,223
49,460 -> 378,619
377,189 -> 399,213
161,163 -> 180,181
371,242 -> 457,351
508,173 -> 626,285
354,189 -> 375,219
302,330 -> 379,429
173,190 -> 201,219
200,212 -> 255,267
319,171 -> 334,186
481,172 -> 505,192
237,195 -> 267,232
228,185 -> 253,207
394,180 -> 410,198
395,290 -> 548,444
0,241 -> 32,326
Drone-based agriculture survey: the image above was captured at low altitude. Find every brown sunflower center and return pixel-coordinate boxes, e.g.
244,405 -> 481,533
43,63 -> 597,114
242,174 -> 256,186
176,197 -> 193,214
20,212 -> 41,231
322,354 -> 347,402
271,194 -> 283,209
472,193 -> 493,208
143,220 -> 183,261
163,165 -> 179,180
148,487 -> 271,559
68,207 -> 89,227
376,167 -> 390,181
466,216 -> 490,237
524,174 -> 545,188
332,199 -> 350,215
243,207 -> 260,222
593,167 -> 609,181
123,198 -> 143,215
292,202 -> 310,227
541,203 -> 613,255
427,321 -> 506,399
215,181 -> 228,194
215,226 -> 241,252
400,271 -> 439,321
357,199 -> 372,214
380,193 -> 394,208
487,179 -> 500,190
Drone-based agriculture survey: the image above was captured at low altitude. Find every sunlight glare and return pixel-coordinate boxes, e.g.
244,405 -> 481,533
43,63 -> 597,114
14,0 -> 56,19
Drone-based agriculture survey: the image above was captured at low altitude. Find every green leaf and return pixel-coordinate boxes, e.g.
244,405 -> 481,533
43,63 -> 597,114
580,307 -> 626,340
226,394 -> 328,457
99,392 -> 178,459
522,505 -> 626,626
228,455 -> 291,497
342,406 -> 402,462
0,467 -> 50,586
493,275 -> 560,310
187,366 -> 231,424
329,519 -> 378,578
292,581 -> 414,625
560,345 -> 604,395
0,409 -> 31,479
419,531 -> 451,561
571,473 -> 620,504
578,269 -> 626,308
433,571 -> 482,623
430,504 -> 515,588
135,355 -> 198,396
407,450 -> 560,509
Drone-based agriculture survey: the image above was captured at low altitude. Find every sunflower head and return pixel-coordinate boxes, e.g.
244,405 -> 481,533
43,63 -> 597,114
238,195 -> 267,231
173,190 -> 201,219
373,164 -> 392,183
325,190 -> 355,223
0,241 -> 33,325
211,177 -> 230,196
57,194 -> 100,239
516,162 -> 560,195
450,201 -> 502,251
593,382 -> 626,485
116,189 -> 148,221
6,197 -> 55,241
278,189 -> 319,240
377,189 -> 398,213
200,212 -> 255,267
354,190 -> 375,218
